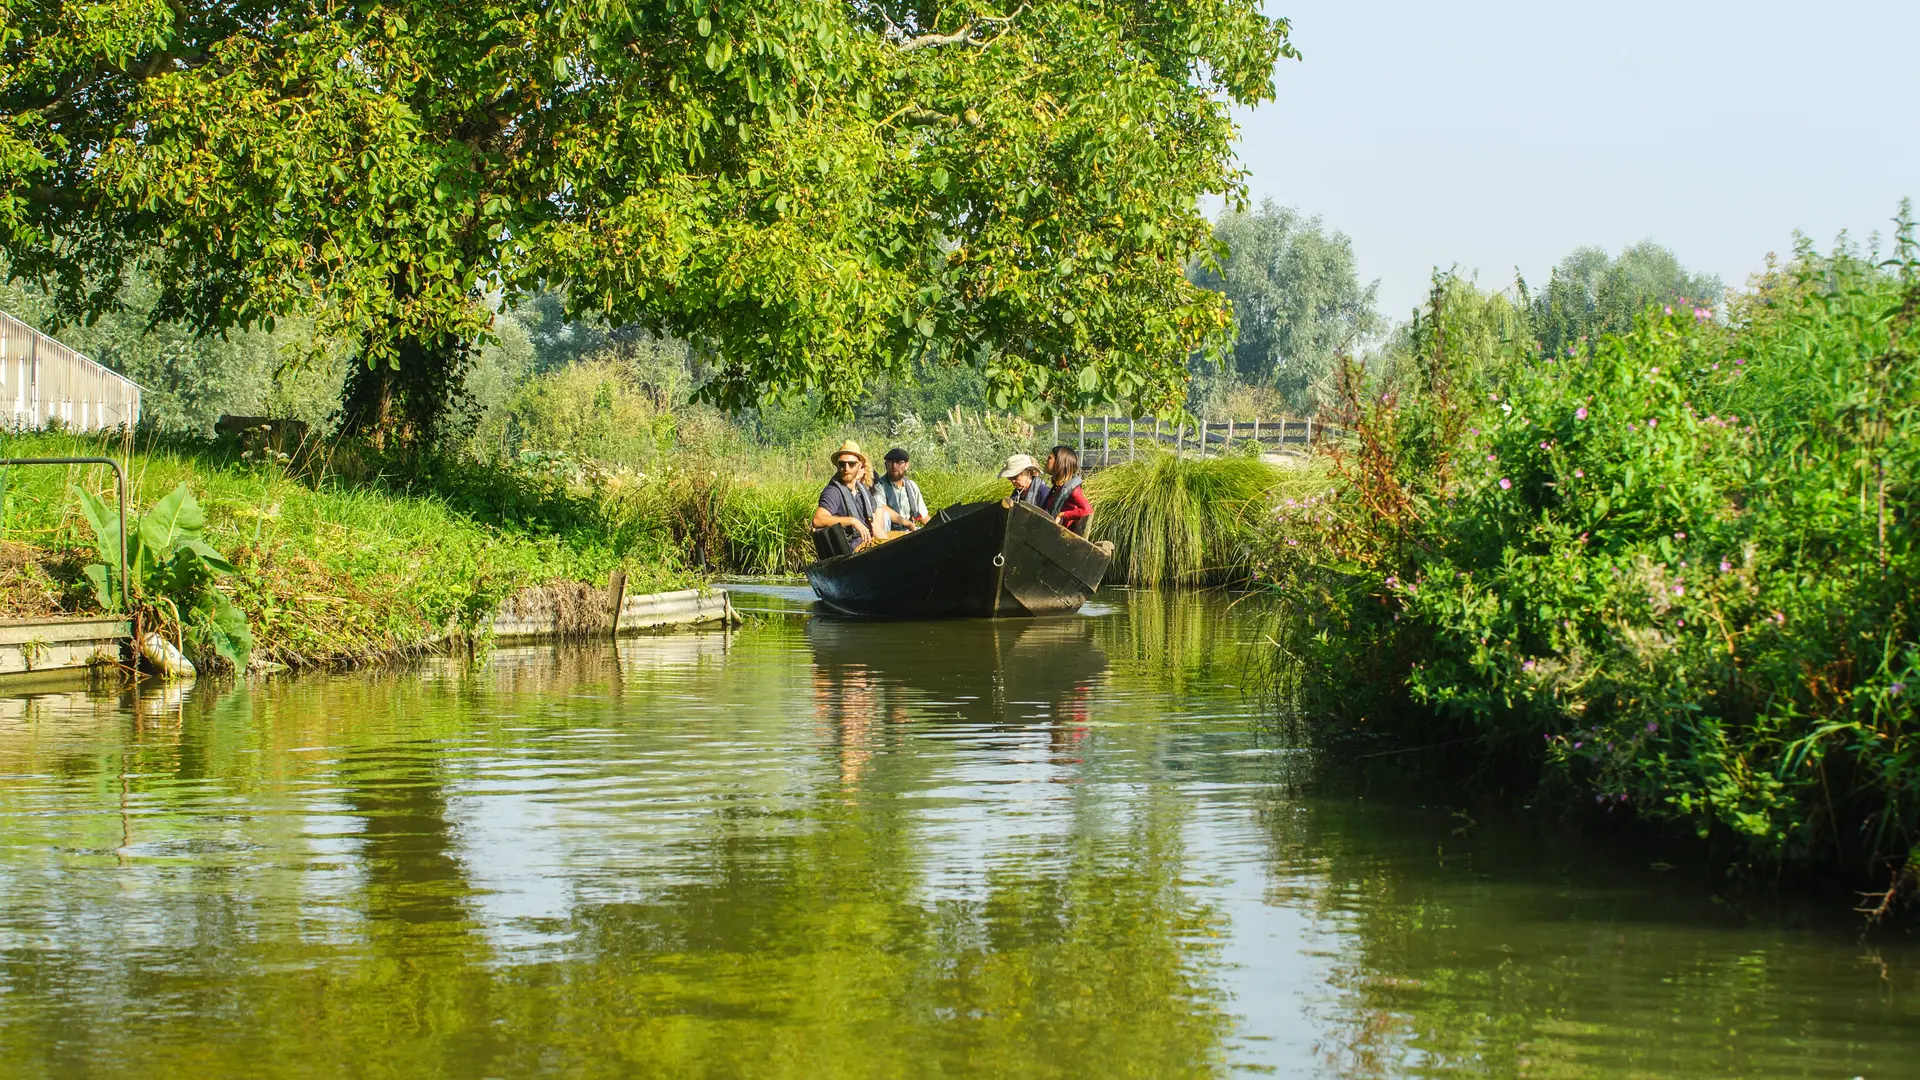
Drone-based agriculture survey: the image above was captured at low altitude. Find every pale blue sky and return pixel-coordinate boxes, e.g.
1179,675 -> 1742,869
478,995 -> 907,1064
1232,1 -> 1920,319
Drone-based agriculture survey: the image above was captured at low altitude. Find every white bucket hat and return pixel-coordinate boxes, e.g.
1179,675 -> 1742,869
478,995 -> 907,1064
998,453 -> 1040,479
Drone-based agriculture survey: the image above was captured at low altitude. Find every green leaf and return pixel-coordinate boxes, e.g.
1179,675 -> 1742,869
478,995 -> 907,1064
207,594 -> 253,671
177,537 -> 237,575
139,483 -> 205,560
915,317 -> 935,338
82,564 -> 115,611
930,167 -> 949,192
68,484 -> 120,568
1077,365 -> 1100,392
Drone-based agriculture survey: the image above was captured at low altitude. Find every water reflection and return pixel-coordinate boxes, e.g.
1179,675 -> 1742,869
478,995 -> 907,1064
0,594 -> 1913,1078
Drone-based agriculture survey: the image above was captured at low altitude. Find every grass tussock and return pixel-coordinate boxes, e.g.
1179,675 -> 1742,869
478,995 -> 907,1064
1087,452 -> 1326,588
0,430 -> 694,668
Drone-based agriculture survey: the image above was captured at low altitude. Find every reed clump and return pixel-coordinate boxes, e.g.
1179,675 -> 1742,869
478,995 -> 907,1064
1087,452 -> 1325,588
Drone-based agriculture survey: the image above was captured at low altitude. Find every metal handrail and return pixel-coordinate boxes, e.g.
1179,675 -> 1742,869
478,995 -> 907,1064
0,456 -> 130,609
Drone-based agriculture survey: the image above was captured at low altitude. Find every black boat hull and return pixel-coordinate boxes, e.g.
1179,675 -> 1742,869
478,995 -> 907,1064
804,500 -> 1111,618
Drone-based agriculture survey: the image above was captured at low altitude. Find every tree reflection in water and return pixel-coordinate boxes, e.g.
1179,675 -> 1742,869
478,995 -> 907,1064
0,611 -> 1236,1078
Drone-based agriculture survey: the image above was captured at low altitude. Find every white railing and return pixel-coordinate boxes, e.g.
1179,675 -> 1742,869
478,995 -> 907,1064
0,310 -> 143,432
1045,414 -> 1349,469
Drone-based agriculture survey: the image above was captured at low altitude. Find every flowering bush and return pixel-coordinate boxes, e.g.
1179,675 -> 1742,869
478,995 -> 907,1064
1265,220 -> 1920,905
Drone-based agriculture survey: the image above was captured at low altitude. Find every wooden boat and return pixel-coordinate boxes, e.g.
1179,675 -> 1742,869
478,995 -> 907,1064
805,499 -> 1113,618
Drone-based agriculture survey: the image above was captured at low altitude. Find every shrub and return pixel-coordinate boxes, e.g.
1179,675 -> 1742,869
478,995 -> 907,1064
1265,216 -> 1920,904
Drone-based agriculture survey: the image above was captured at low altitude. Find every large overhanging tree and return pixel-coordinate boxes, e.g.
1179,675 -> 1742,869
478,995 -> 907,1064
1,0 -> 1293,439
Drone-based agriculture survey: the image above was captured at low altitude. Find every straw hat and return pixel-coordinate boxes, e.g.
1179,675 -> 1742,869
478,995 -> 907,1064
998,452 -> 1040,479
830,440 -> 869,469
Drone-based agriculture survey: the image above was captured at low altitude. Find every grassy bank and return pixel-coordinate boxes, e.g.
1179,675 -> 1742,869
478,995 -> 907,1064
0,430 -> 694,668
1263,223 -> 1920,910
0,425 -> 1323,672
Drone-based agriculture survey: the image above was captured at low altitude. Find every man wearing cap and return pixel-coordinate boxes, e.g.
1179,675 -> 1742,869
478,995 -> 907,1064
874,448 -> 929,530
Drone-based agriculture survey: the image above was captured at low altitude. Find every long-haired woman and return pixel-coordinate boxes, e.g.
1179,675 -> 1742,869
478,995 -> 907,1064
1044,444 -> 1091,536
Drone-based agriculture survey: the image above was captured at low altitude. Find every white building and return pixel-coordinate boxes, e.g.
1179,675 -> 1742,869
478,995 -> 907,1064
1,310 -> 142,431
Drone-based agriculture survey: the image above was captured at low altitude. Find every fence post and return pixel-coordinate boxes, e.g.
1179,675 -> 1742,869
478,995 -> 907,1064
1077,414 -> 1085,456
1101,415 -> 1109,467
1305,416 -> 1313,444
1175,419 -> 1184,459
1251,417 -> 1260,452
1128,417 -> 1136,462
1226,417 -> 1235,455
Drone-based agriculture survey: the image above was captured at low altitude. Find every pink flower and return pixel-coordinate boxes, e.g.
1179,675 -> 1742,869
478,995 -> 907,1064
1734,358 -> 1745,366
1663,305 -> 1673,315
1486,453 -> 1497,462
1499,477 -> 1512,490
1574,469 -> 1585,478
1575,407 -> 1588,420
1770,611 -> 1785,625
1672,584 -> 1684,596
1673,531 -> 1686,540
1694,307 -> 1711,321
1719,559 -> 1731,573
1647,418 -> 1658,429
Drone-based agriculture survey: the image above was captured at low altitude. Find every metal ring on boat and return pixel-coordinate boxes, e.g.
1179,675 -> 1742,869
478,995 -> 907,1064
992,553 -> 1005,567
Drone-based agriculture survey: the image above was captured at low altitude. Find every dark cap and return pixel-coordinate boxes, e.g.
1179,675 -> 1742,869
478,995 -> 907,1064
883,447 -> 910,463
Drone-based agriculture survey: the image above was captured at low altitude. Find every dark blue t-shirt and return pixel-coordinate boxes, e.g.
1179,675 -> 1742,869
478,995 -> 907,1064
818,481 -> 874,522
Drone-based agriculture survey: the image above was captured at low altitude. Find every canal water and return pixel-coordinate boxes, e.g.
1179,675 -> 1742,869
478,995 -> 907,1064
0,589 -> 1913,1078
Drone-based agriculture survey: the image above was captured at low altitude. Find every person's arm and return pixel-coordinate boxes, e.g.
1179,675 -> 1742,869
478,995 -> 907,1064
813,495 -> 871,540
1056,488 -> 1092,529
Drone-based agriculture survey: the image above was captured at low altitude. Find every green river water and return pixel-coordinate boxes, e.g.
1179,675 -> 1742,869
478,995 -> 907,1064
0,588 -> 1914,1078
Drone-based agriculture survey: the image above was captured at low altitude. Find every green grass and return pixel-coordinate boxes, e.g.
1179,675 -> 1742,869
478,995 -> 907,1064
1087,452 -> 1326,588
0,429 -> 693,667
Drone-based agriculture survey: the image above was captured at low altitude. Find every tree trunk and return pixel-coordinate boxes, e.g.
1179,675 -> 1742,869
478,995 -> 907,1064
339,333 -> 473,447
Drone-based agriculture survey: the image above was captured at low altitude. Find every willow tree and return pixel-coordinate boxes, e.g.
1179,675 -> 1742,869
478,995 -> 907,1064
1,1 -> 1293,440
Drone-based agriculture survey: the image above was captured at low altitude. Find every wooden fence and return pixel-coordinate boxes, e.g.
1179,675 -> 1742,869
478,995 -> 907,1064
1,310 -> 143,432
1045,414 -> 1341,469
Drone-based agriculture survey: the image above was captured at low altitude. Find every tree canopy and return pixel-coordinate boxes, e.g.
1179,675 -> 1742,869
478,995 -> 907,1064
1530,241 -> 1724,358
1188,199 -> 1379,413
1,1 -> 1294,436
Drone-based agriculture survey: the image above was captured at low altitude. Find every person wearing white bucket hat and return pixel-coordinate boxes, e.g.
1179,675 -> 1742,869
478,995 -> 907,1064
999,453 -> 1051,509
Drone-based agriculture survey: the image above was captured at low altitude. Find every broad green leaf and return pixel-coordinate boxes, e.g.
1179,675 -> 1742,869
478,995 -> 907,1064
207,594 -> 253,670
139,483 -> 205,559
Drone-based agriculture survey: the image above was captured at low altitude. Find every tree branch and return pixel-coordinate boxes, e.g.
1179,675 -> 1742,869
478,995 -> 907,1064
887,5 -> 1027,52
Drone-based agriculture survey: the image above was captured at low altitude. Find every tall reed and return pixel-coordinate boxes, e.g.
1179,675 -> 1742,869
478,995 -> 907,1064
1087,453 -> 1319,588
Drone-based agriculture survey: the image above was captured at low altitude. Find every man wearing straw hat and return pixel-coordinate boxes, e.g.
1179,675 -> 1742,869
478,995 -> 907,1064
812,440 -> 907,556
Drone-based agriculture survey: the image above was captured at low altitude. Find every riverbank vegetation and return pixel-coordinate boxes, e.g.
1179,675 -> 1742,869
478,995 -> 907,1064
1089,453 -> 1323,588
1263,210 -> 1920,910
0,430 -> 693,669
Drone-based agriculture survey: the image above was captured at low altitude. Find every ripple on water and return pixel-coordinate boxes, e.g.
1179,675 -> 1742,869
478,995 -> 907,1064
0,593 -> 1914,1079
